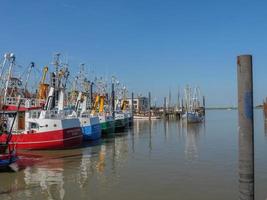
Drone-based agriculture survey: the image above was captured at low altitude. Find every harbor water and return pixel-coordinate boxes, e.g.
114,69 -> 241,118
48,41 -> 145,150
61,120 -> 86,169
0,110 -> 267,200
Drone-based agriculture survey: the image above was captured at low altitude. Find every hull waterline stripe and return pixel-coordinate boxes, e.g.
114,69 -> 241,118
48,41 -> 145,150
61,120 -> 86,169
9,135 -> 83,144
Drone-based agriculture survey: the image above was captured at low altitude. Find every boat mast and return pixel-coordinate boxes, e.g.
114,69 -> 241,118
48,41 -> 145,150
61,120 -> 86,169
51,53 -> 61,106
3,53 -> 16,104
24,62 -> 35,95
82,77 -> 91,112
52,53 -> 60,89
168,88 -> 171,110
58,66 -> 69,111
0,55 -> 8,84
177,87 -> 180,111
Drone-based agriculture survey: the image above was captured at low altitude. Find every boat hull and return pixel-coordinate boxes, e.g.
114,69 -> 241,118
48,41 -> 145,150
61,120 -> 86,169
0,127 -> 83,150
0,152 -> 17,170
82,124 -> 101,141
115,118 -> 126,132
182,112 -> 203,123
101,121 -> 115,136
79,116 -> 102,141
133,115 -> 161,120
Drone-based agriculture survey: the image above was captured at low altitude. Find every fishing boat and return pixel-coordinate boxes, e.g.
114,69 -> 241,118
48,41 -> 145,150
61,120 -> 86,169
75,91 -> 101,141
182,85 -> 204,124
99,114 -> 115,136
0,88 -> 83,150
90,77 -> 116,136
0,56 -> 19,169
0,54 -> 83,150
114,111 -> 127,132
91,95 -> 115,136
79,114 -> 101,140
0,135 -> 17,171
113,80 -> 132,130
91,85 -> 115,136
182,111 -> 203,123
120,98 -> 132,128
0,149 -> 17,170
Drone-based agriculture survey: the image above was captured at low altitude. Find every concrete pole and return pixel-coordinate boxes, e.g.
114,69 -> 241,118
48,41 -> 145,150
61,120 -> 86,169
148,92 -> 151,121
163,97 -> 167,120
237,55 -> 254,200
203,96 -> 206,115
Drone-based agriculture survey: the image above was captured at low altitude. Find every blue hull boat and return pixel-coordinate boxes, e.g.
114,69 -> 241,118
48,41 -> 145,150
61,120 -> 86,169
0,152 -> 17,171
82,123 -> 101,140
79,115 -> 102,141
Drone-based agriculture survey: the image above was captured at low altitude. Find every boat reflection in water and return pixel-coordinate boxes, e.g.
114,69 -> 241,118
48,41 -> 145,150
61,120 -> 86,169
23,154 -> 65,199
264,116 -> 267,137
182,122 -> 204,161
3,112 -> 265,199
134,119 -> 161,152
21,151 -> 84,200
0,134 -> 130,200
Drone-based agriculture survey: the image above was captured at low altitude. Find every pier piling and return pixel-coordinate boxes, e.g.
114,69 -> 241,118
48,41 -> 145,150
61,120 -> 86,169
148,92 -> 151,121
237,55 -> 254,200
203,96 -> 206,115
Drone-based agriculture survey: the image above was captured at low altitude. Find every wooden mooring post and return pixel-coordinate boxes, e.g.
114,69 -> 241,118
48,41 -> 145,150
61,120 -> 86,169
237,55 -> 254,200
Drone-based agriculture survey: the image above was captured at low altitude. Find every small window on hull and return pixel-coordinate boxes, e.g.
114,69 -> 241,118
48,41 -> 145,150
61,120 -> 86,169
30,123 -> 39,129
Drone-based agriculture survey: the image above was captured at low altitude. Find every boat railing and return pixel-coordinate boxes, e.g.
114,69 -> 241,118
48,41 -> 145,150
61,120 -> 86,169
98,112 -> 112,117
80,113 -> 89,118
79,111 -> 96,118
2,97 -> 45,108
42,110 -> 77,119
29,110 -> 41,119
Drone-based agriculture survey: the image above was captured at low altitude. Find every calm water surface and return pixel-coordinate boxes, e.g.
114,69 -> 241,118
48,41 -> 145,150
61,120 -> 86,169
0,110 -> 267,200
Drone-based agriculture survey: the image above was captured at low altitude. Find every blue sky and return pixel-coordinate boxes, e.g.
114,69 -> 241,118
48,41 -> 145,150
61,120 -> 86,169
1,0 -> 267,106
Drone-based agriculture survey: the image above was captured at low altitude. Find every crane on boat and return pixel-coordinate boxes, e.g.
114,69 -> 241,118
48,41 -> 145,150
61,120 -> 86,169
37,66 -> 49,100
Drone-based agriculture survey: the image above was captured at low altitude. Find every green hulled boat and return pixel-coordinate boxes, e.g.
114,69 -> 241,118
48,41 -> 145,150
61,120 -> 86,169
99,115 -> 115,136
114,112 -> 128,132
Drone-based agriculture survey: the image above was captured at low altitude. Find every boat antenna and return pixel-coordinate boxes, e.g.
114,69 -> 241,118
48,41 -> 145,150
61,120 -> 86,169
0,55 -> 8,85
24,62 -> 35,95
3,53 -> 16,104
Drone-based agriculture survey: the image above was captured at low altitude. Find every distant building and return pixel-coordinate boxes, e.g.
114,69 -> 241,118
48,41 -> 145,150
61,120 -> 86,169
128,96 -> 149,113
